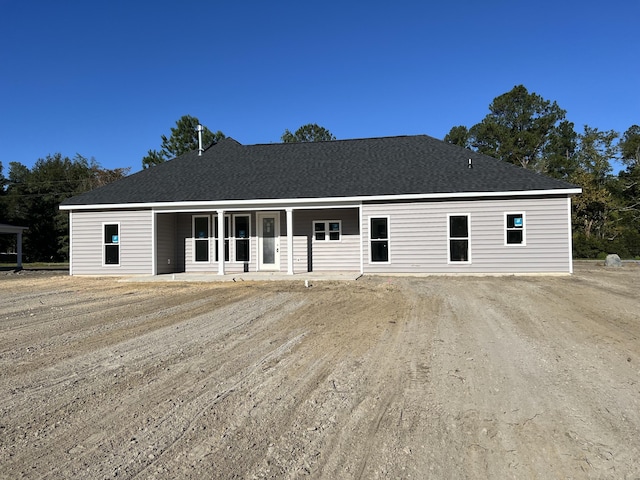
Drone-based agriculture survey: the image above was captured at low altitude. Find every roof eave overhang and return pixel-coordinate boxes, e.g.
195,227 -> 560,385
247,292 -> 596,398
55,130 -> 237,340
59,188 -> 582,211
0,225 -> 28,233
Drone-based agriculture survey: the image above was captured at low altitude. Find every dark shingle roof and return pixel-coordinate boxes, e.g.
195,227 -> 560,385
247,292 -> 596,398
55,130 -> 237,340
61,135 -> 577,206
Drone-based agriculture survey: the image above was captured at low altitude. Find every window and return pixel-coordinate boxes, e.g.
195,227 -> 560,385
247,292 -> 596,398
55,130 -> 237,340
370,217 -> 389,262
505,213 -> 525,245
313,221 -> 341,241
214,215 -> 230,262
104,223 -> 120,265
448,214 -> 470,263
234,215 -> 250,262
193,216 -> 210,262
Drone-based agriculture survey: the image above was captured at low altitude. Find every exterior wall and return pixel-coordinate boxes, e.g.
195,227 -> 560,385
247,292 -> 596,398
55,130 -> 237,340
70,209 -> 153,275
156,213 -> 178,274
292,236 -> 309,274
362,197 -> 572,274
293,208 -> 360,272
69,197 -> 571,276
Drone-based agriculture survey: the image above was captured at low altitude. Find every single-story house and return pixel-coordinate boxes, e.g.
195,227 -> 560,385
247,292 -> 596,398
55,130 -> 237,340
0,223 -> 28,268
59,135 -> 581,276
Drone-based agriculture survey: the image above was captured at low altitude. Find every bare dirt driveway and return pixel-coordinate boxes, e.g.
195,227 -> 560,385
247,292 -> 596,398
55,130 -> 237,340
1,263 -> 639,479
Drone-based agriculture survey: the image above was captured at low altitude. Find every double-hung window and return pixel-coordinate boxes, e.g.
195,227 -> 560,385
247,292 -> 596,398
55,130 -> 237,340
313,221 -> 341,241
370,217 -> 389,262
193,216 -> 210,262
234,215 -> 250,262
448,214 -> 470,263
505,213 -> 525,245
104,223 -> 120,265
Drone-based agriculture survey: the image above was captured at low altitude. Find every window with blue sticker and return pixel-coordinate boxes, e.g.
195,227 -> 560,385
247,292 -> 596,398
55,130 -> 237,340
506,213 -> 525,245
104,224 -> 120,265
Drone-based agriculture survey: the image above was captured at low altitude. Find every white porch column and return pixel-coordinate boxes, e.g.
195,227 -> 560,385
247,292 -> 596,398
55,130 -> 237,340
359,204 -> 364,274
16,231 -> 23,269
286,208 -> 294,275
217,210 -> 225,275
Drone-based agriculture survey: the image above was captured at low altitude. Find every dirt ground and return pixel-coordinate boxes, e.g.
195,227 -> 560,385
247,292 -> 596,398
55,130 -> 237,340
0,263 -> 639,479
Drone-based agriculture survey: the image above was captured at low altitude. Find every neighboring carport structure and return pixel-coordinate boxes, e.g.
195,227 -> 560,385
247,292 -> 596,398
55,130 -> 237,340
0,223 -> 28,269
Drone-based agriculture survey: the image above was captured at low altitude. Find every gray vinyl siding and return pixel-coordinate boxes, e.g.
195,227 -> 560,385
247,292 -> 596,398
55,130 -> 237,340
156,213 -> 177,274
70,209 -> 153,275
292,208 -> 360,272
362,197 -> 572,274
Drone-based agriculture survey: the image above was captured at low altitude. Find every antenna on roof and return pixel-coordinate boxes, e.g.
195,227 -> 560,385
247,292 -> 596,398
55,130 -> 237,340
196,124 -> 204,156
468,158 -> 473,169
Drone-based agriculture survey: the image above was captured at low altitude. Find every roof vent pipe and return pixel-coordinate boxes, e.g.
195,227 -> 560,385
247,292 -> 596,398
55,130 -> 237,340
196,124 -> 204,156
468,158 -> 473,169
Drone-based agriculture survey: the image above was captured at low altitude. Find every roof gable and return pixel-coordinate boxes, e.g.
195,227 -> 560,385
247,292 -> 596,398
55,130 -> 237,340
61,135 -> 578,207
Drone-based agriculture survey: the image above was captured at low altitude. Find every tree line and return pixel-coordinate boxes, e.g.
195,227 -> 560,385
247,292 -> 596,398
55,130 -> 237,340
0,156 -> 130,262
141,116 -> 336,168
444,85 -> 639,259
1,86 -> 638,263
0,120 -> 336,263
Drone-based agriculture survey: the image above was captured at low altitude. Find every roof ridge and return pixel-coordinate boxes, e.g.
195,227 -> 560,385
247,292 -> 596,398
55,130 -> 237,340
247,134 -> 430,148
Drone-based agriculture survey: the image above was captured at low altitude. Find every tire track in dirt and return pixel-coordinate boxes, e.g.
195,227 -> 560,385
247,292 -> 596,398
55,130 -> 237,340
0,283 -> 256,375
1,288 -> 304,479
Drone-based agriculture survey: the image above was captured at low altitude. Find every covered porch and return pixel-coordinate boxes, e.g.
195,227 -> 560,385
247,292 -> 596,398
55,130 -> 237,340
152,204 -> 362,276
0,223 -> 28,269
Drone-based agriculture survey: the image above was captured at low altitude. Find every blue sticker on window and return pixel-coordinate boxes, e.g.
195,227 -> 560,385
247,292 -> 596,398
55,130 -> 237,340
112,235 -> 119,243
514,217 -> 523,227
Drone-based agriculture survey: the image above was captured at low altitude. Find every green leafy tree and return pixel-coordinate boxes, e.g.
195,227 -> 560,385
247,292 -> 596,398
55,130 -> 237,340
616,125 -> 640,254
444,125 -> 472,149
570,126 -> 618,243
142,115 -> 225,169
468,85 -> 567,170
542,120 -> 579,180
281,123 -> 336,143
620,125 -> 640,168
141,149 -> 165,169
2,154 -> 128,262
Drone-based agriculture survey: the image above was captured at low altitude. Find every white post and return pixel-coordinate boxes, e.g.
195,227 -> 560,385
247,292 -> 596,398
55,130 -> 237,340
217,210 -> 225,275
16,231 -> 23,269
359,204 -> 364,274
567,197 -> 574,274
286,208 -> 294,275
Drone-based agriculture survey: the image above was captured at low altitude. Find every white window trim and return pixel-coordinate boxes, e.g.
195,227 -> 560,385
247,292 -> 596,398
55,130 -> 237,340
233,214 -> 251,263
192,215 -> 211,263
312,220 -> 342,242
447,213 -> 471,264
368,215 -> 391,264
504,212 -> 527,246
102,221 -> 121,267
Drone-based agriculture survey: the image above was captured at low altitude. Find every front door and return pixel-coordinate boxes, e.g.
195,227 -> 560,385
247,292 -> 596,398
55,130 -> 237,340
257,212 -> 280,271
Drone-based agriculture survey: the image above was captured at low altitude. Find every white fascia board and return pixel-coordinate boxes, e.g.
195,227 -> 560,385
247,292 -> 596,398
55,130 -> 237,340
59,188 -> 582,211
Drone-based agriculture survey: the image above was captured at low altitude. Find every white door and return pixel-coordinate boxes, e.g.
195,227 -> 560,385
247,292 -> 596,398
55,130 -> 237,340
257,212 -> 280,271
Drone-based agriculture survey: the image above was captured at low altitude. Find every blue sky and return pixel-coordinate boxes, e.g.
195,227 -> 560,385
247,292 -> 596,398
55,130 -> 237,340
1,0 -> 638,174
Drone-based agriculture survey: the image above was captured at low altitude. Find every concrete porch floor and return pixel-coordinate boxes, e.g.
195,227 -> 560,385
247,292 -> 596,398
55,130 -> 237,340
120,271 -> 363,283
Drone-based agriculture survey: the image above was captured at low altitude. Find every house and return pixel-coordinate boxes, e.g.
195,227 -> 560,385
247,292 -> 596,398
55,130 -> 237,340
0,223 -> 28,269
59,135 -> 581,276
